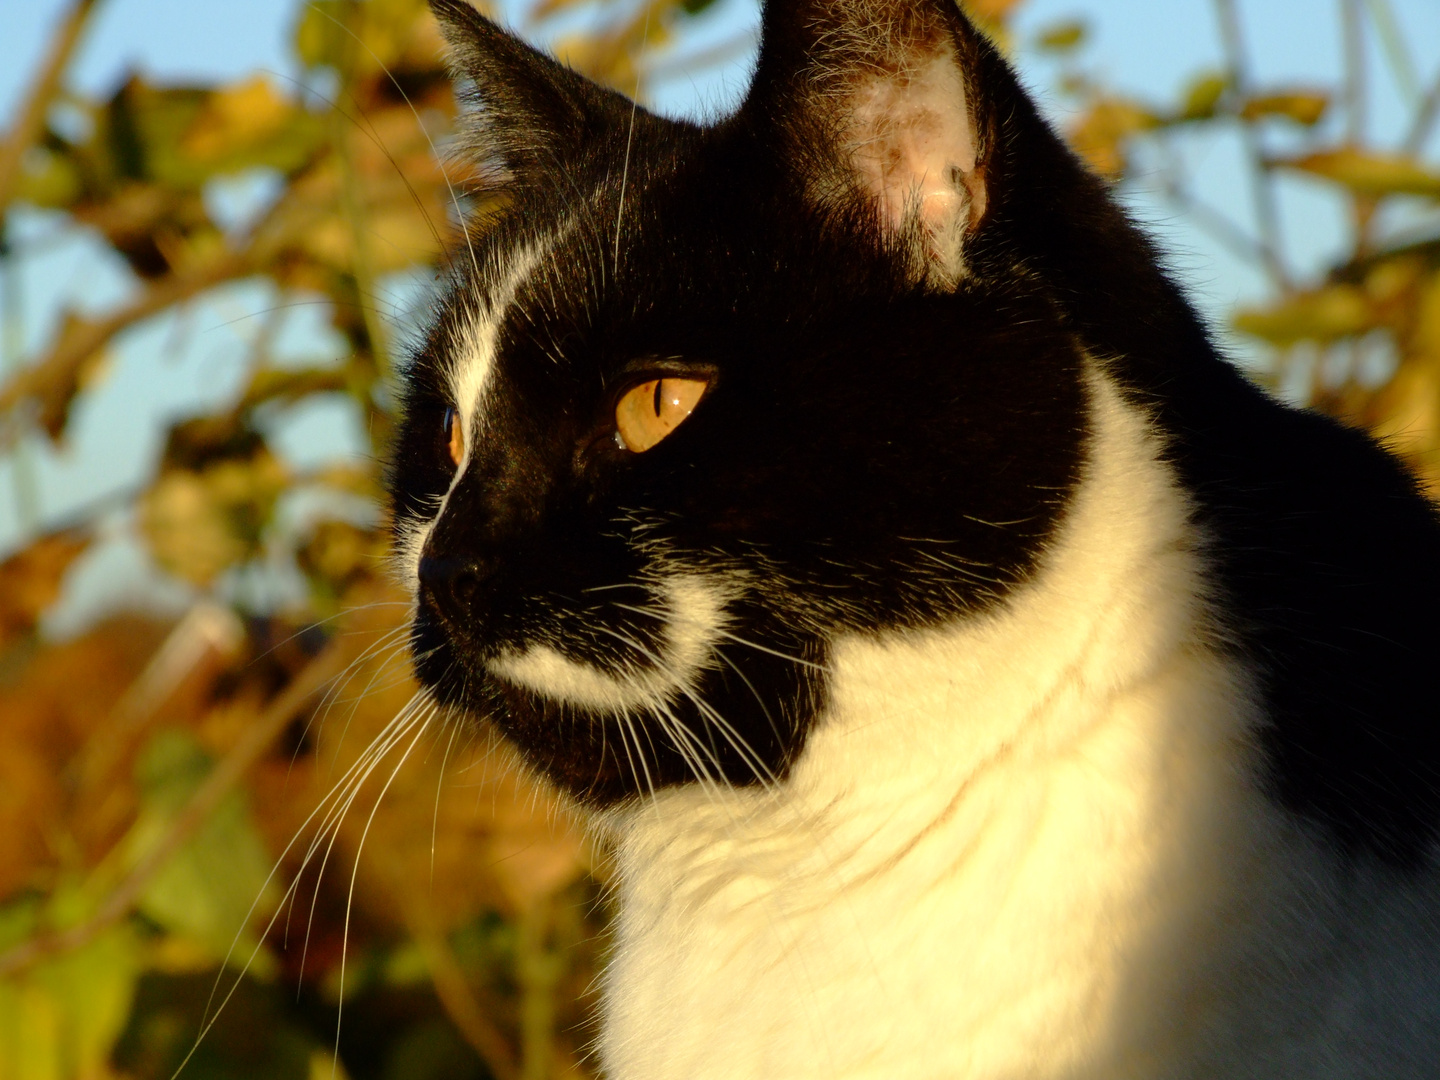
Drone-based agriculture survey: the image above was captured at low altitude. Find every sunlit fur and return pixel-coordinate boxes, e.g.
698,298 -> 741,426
597,371 -> 1440,1078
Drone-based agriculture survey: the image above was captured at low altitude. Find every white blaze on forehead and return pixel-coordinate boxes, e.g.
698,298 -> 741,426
396,238 -> 550,597
489,575 -> 732,713
446,238 -> 550,433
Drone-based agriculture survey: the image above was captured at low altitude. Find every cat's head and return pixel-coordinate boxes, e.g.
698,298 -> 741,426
390,0 -> 1102,803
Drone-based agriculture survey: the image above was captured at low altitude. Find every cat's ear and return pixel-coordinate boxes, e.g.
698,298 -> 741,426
429,0 -> 627,192
751,0 -> 994,288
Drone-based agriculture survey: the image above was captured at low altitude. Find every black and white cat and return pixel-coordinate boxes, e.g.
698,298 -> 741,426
391,0 -> 1440,1075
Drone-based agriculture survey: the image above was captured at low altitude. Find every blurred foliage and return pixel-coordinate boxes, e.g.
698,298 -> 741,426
0,0 -> 721,1075
1047,0 -> 1440,488
0,0 -> 1437,1076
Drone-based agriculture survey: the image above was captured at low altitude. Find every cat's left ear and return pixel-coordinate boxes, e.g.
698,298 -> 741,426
429,0 -> 632,193
750,0 -> 995,288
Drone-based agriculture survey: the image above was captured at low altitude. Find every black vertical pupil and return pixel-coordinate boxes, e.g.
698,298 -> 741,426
441,406 -> 456,459
652,380 -> 664,416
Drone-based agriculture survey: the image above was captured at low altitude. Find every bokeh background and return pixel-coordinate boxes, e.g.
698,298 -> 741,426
1,0 -> 1437,1077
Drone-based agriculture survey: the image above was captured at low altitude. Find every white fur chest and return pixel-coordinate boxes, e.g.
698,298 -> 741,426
593,372 -> 1300,1079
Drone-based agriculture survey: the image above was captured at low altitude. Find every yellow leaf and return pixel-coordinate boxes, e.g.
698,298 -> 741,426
0,895 -> 141,1080
1412,272 -> 1440,363
182,76 -> 290,160
1234,285 -> 1375,345
1068,98 -> 1159,179
1278,149 -> 1440,198
965,0 -> 1024,23
0,532 -> 89,649
1179,72 -> 1229,121
140,451 -> 290,586
1240,90 -> 1328,125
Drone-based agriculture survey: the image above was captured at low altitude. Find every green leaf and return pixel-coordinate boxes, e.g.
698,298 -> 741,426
1277,149 -> 1440,199
0,898 -> 141,1080
126,731 -> 281,965
1034,19 -> 1087,53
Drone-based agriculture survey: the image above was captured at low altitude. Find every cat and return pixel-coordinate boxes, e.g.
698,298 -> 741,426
389,0 -> 1440,1076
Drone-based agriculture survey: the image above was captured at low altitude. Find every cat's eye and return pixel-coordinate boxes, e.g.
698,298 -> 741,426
443,406 -> 464,468
614,378 -> 708,453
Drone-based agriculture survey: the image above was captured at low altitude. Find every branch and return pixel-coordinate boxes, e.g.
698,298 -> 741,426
0,0 -> 103,217
0,248 -> 252,441
1213,0 -> 1293,291
0,641 -> 349,979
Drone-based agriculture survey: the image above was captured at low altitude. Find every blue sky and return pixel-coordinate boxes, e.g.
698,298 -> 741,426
1,0 -> 1437,626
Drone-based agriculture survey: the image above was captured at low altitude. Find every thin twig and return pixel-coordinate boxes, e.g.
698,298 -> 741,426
409,913 -> 520,1080
1342,0 -> 1367,145
0,0 -> 102,217
1341,0 -> 1379,254
0,642 -> 349,979
1362,0 -> 1419,103
1403,70 -> 1440,155
331,0 -> 392,384
1151,135 -> 1272,270
1213,0 -> 1293,290
0,248 -> 252,440
1160,178 -> 1274,269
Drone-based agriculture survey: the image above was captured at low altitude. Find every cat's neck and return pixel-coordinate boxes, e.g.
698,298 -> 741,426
595,368 -> 1292,1079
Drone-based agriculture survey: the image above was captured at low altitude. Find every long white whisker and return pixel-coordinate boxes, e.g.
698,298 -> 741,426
175,692 -> 428,1079
592,623 -> 776,788
613,600 -> 826,672
332,705 -> 437,1076
612,5 -> 651,278
296,699 -> 431,977
431,714 -> 461,886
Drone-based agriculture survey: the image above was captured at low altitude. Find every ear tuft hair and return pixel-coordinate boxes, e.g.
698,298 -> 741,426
750,0 -> 992,289
428,0 -> 635,197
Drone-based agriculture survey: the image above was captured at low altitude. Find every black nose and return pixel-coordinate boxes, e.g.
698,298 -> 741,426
418,554 -> 491,625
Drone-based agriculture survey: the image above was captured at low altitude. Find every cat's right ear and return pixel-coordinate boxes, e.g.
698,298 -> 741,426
428,0 -> 622,192
746,0 -> 1003,289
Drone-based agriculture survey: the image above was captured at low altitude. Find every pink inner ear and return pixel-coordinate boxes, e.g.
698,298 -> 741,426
845,45 -> 986,285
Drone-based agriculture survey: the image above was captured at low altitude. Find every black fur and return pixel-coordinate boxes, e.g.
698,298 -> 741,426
393,0 -> 1440,865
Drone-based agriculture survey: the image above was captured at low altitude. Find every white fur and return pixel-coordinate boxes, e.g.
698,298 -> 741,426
589,366 -> 1440,1079
490,575 -> 732,713
395,238 -> 551,593
446,240 -> 547,438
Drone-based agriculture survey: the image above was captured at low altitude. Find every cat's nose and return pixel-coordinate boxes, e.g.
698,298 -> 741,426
418,554 -> 491,624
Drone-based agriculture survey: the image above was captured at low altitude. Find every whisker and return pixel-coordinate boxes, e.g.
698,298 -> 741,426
175,692 -> 429,1079
591,623 -> 776,788
332,704 -> 437,1072
432,715 -> 461,886
611,600 -> 827,672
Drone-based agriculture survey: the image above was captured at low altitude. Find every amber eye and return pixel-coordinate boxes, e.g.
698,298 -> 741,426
442,406 -> 464,468
614,378 -> 708,453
